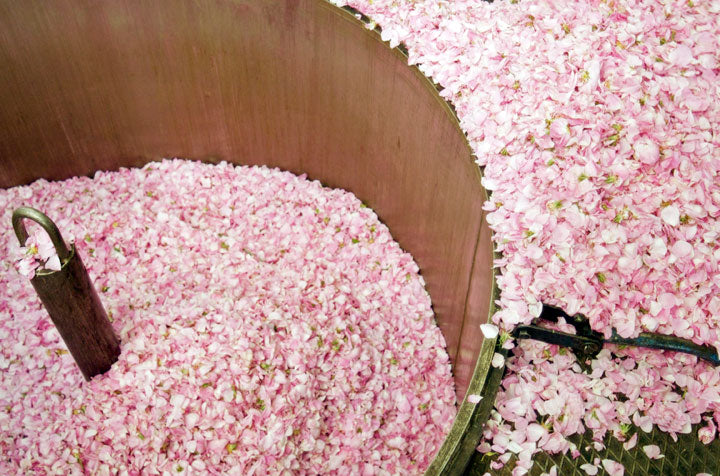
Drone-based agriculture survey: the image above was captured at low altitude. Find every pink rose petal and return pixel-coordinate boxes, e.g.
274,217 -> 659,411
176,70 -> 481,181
467,394 -> 483,404
481,323 -> 499,339
580,463 -> 598,476
643,445 -> 664,460
601,459 -> 625,476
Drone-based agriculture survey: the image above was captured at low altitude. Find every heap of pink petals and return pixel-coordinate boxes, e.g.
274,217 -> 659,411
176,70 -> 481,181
14,228 -> 62,279
339,0 -> 720,474
0,160 -> 456,475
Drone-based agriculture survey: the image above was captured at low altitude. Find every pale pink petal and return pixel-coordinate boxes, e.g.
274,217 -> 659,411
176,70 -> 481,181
643,445 -> 663,459
661,205 -> 680,226
601,459 -> 624,476
481,323 -> 499,339
467,394 -> 483,404
580,463 -> 598,476
491,353 -> 506,368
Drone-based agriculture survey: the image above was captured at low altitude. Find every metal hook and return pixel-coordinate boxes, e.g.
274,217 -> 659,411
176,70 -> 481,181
12,207 -> 71,262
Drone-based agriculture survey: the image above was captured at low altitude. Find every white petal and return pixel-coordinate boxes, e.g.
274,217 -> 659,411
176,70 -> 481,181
480,323 -> 499,339
467,394 -> 482,404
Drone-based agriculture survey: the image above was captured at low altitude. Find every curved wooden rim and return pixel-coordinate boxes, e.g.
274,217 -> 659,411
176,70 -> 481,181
329,5 -> 500,474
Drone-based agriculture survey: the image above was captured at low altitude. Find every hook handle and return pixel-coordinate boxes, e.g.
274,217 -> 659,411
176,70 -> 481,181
12,207 -> 71,262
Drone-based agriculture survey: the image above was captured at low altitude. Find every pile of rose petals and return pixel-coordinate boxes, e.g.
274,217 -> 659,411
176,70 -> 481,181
0,160 -> 456,475
13,229 -> 62,279
339,0 -> 720,474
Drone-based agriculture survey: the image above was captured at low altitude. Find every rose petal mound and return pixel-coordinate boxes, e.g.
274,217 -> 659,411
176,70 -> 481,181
338,0 -> 720,473
0,159 -> 457,475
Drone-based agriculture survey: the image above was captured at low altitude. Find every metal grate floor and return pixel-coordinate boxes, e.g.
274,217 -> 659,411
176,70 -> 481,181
466,424 -> 720,475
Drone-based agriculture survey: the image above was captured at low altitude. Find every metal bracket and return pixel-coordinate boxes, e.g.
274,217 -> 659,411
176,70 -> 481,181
513,324 -> 602,370
513,305 -> 720,370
